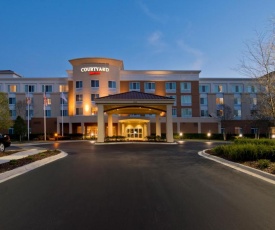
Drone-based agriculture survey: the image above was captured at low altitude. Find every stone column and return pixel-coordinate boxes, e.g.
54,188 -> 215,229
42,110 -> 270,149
97,104 -> 105,142
108,113 -> 113,137
166,104 -> 173,142
69,122 -> 72,134
156,114 -> 161,136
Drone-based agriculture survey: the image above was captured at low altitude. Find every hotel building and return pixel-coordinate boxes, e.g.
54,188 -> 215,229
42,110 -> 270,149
0,57 -> 264,142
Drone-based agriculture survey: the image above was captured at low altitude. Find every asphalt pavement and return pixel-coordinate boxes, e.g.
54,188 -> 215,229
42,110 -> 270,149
0,141 -> 274,230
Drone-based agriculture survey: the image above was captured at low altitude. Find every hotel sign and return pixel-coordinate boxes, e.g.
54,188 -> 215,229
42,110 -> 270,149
81,67 -> 110,75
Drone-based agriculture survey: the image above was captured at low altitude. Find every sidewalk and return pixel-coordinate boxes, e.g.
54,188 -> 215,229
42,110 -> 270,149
0,148 -> 67,183
199,150 -> 275,185
0,149 -> 42,164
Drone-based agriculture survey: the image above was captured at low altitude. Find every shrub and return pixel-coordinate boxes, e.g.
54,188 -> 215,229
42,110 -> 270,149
256,159 -> 271,169
9,159 -> 18,165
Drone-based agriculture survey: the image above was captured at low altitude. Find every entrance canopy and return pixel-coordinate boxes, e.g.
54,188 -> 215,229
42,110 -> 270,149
95,91 -> 175,142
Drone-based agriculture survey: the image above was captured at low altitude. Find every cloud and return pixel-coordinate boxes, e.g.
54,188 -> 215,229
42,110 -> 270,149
176,39 -> 205,69
147,31 -> 167,53
137,1 -> 166,24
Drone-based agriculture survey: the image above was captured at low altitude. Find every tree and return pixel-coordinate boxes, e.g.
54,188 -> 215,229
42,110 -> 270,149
219,104 -> 233,140
0,92 -> 12,132
16,100 -> 27,119
238,19 -> 275,125
13,116 -> 27,141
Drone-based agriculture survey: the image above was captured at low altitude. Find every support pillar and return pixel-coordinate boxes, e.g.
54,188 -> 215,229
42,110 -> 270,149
156,114 -> 161,136
198,122 -> 201,134
69,122 -> 72,134
108,114 -> 113,137
166,104 -> 173,142
97,104 -> 105,142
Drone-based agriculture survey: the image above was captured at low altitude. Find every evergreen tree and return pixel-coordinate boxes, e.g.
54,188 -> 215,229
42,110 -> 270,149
0,92 -> 12,132
13,116 -> 27,141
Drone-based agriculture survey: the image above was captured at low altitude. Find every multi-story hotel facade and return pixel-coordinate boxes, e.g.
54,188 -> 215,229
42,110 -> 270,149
0,57 -> 265,142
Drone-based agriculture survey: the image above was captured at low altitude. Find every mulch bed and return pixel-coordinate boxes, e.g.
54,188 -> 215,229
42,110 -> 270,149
205,149 -> 275,175
0,149 -> 60,173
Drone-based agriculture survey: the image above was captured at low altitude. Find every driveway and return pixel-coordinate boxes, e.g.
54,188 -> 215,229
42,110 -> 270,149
0,141 -> 274,230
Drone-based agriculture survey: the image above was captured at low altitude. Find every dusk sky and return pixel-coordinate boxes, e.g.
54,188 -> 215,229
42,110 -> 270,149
1,0 -> 274,78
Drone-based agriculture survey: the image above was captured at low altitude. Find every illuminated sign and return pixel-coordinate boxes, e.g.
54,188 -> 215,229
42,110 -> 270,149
89,72 -> 100,75
81,67 -> 109,72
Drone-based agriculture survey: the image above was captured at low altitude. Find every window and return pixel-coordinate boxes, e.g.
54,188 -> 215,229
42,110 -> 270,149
251,97 -> 257,106
9,110 -> 16,117
129,82 -> 140,91
232,85 -> 243,93
76,108 -> 83,115
108,81 -> 116,89
234,110 -> 241,118
181,95 -> 192,105
60,110 -> 68,116
165,82 -> 176,91
91,94 -> 99,101
199,85 -> 209,93
60,97 -> 68,105
45,98 -> 51,105
76,94 -> 83,102
234,97 -> 241,105
247,85 -> 256,93
8,128 -> 14,135
76,81 -> 83,89
145,82 -> 155,91
251,128 -> 258,134
45,109 -> 51,117
91,80 -> 99,88
172,108 -> 177,117
201,110 -> 209,117
9,98 -> 16,105
180,82 -> 191,92
42,85 -> 53,93
217,110 -> 223,117
181,108 -> 192,117
8,85 -> 17,93
25,85 -> 35,93
214,85 -> 223,93
235,127 -> 242,135
216,97 -> 224,105
200,97 -> 207,105
26,109 -> 34,118
59,85 -> 68,92
126,128 -> 143,138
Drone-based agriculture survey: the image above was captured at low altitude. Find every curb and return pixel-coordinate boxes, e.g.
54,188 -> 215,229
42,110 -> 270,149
199,150 -> 275,185
0,151 -> 68,184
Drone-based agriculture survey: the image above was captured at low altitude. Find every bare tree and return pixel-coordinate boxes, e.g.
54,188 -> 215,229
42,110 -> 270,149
16,100 -> 27,119
238,18 -> 275,125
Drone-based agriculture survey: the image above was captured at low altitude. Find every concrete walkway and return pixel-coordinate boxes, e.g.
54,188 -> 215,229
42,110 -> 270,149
0,148 -> 67,183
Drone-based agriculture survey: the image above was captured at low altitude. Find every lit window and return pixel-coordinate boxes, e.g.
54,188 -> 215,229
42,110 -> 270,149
8,85 -> 17,93
59,85 -> 68,92
216,97 -> 224,105
217,110 -> 223,117
214,85 -> 223,93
